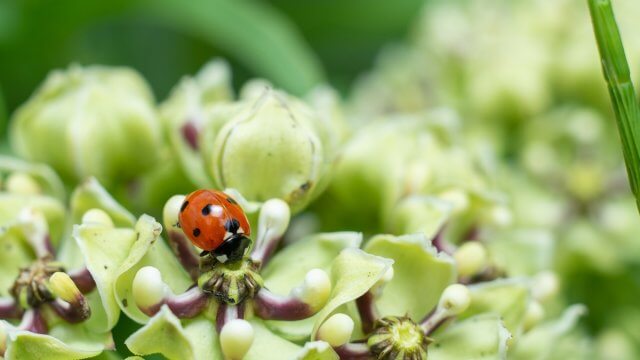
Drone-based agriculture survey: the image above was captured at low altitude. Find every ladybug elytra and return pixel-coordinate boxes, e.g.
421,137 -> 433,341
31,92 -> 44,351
178,190 -> 251,263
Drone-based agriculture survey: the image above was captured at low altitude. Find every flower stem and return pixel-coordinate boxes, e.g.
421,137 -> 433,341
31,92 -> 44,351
0,297 -> 22,319
67,267 -> 96,294
334,342 -> 373,359
216,303 -> 245,333
253,288 -> 313,320
356,291 -> 379,334
588,0 -> 640,213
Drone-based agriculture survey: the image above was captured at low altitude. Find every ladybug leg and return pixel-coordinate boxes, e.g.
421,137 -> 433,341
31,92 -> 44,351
199,250 -> 210,257
212,234 -> 252,263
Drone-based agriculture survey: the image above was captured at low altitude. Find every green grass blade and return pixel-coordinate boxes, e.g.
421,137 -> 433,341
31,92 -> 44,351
588,0 -> 640,213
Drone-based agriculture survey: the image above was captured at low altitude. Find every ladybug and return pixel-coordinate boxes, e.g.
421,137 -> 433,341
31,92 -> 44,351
178,190 -> 251,263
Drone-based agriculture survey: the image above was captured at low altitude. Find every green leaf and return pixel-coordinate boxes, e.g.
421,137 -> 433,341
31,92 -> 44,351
73,215 -> 161,332
311,248 -> 392,338
509,305 -> 586,360
261,232 -> 362,341
459,279 -> 530,336
136,0 -> 324,95
364,233 -> 456,320
430,314 -> 511,360
588,0 -> 640,212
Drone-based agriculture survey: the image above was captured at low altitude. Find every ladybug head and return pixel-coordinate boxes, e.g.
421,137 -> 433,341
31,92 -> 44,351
211,234 -> 252,263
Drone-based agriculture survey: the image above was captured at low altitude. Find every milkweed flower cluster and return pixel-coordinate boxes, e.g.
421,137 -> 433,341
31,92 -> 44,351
0,4 -> 610,356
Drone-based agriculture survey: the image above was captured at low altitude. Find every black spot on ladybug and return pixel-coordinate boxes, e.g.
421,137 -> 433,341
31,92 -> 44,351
224,218 -> 240,234
201,204 -> 211,216
193,228 -> 201,237
180,201 -> 189,213
226,197 -> 237,205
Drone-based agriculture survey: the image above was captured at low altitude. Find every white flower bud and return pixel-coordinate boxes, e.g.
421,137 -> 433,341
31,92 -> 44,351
5,172 -> 41,195
220,319 -> 254,360
454,242 -> 488,277
132,266 -> 168,310
81,208 -> 114,227
163,195 -> 186,230
316,313 -> 354,347
438,284 -> 471,316
523,300 -> 545,331
290,268 -> 331,311
531,271 -> 559,302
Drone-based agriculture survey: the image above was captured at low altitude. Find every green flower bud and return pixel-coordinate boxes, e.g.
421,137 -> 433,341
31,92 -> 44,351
207,89 -> 333,213
10,64 -> 161,186
219,319 -> 254,360
316,313 -> 354,347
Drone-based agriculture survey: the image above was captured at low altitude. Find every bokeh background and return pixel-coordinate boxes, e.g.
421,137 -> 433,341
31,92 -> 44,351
2,0 -> 640,357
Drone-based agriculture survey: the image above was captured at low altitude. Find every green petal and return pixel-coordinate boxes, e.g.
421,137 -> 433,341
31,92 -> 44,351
0,155 -> 65,200
459,279 -> 530,336
430,314 -> 511,360
73,215 -> 161,332
114,229 -> 192,324
2,324 -> 109,360
487,229 -> 554,276
363,233 -> 456,320
70,178 -> 136,227
0,225 -> 38,297
125,305 -> 220,360
260,232 -> 362,341
245,319 -> 302,360
0,194 -> 66,246
509,305 -> 586,359
294,341 -> 339,360
311,248 -> 393,338
386,195 -> 453,240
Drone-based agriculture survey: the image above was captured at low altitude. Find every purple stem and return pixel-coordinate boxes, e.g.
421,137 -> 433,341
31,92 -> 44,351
168,230 -> 201,281
431,228 -> 455,255
253,288 -> 314,321
181,121 -> 200,150
19,309 -> 48,334
334,343 -> 372,360
142,286 -> 209,319
0,297 -> 22,319
419,308 -> 452,336
68,267 -> 96,294
355,292 -> 379,334
49,297 -> 91,323
216,303 -> 244,333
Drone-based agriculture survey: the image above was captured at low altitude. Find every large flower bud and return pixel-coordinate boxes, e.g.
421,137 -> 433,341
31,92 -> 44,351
10,65 -> 161,186
206,88 -> 336,213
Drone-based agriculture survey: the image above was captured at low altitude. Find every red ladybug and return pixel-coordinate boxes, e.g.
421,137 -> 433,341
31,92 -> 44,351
178,190 -> 251,263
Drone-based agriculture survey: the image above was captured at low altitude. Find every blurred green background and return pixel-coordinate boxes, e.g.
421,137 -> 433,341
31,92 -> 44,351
0,0 -> 424,120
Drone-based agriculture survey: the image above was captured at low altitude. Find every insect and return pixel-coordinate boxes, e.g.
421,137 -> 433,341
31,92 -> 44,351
178,189 -> 251,263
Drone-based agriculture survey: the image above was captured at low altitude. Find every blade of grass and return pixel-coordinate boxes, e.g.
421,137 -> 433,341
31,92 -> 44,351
588,0 -> 640,213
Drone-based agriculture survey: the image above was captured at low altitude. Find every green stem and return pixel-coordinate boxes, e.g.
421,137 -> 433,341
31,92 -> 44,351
588,0 -> 640,213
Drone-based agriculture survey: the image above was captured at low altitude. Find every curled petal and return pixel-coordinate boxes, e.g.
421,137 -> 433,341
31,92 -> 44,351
49,298 -> 91,323
355,291 -> 378,334
163,195 -> 200,280
0,298 -> 22,319
334,343 -> 372,360
251,199 -> 290,267
67,267 -> 96,294
18,309 -> 48,334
